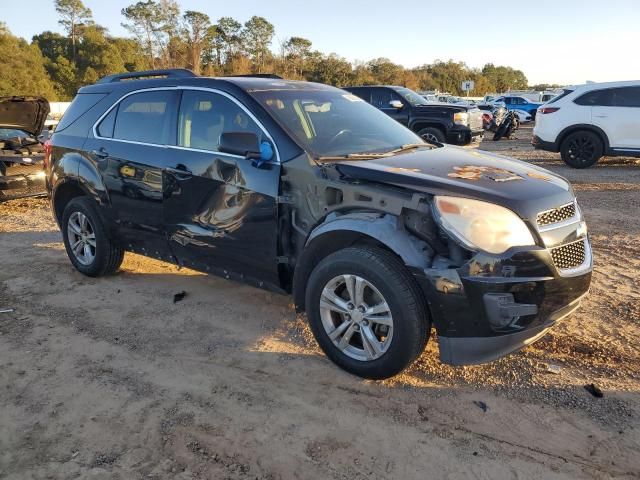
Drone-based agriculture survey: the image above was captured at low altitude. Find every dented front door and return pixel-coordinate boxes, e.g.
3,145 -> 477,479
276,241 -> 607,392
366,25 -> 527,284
163,89 -> 282,289
163,147 -> 281,289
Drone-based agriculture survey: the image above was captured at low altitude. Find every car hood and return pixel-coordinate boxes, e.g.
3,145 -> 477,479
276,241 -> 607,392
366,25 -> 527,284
334,146 -> 575,222
0,96 -> 50,136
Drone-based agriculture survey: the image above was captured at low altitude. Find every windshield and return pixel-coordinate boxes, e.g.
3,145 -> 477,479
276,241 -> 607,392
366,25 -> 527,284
0,128 -> 30,140
395,88 -> 428,106
251,88 -> 424,158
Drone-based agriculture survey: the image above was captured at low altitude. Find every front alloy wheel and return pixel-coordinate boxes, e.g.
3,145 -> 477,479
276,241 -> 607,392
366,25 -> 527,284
306,246 -> 430,379
320,274 -> 394,361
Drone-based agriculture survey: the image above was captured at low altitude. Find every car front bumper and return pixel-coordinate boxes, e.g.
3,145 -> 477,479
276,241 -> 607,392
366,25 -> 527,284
0,157 -> 47,200
448,126 -> 484,146
413,239 -> 592,365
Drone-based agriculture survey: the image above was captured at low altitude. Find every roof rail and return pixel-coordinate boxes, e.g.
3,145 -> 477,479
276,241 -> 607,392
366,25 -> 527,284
226,74 -> 283,79
96,69 -> 197,84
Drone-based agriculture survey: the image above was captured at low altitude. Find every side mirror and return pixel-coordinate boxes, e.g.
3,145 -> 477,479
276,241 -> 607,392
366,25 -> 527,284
219,132 -> 261,159
389,100 -> 404,109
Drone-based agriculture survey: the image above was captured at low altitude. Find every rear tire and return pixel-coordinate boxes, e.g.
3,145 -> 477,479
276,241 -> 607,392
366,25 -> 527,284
61,197 -> 124,277
305,246 -> 430,379
417,127 -> 445,144
560,130 -> 603,168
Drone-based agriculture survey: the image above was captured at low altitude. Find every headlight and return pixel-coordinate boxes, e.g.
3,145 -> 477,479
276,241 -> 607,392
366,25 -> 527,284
453,112 -> 469,126
433,196 -> 535,254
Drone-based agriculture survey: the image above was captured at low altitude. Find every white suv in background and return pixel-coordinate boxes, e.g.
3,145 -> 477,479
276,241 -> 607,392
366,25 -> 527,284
532,81 -> 640,168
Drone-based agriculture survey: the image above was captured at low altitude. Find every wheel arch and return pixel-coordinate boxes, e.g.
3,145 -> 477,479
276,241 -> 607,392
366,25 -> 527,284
557,124 -> 610,152
410,120 -> 448,135
52,153 -> 111,226
292,212 -> 431,312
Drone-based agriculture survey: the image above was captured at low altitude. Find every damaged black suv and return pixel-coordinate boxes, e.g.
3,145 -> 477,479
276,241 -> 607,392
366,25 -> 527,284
47,69 -> 592,379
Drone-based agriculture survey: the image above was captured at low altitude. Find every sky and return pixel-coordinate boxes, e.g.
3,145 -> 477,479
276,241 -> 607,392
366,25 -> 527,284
2,0 -> 640,86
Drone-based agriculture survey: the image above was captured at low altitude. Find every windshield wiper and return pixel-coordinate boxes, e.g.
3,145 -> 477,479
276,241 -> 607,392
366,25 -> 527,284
316,143 -> 433,162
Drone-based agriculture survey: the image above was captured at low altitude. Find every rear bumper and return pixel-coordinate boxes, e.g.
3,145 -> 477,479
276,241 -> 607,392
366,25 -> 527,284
531,135 -> 558,152
413,241 -> 592,366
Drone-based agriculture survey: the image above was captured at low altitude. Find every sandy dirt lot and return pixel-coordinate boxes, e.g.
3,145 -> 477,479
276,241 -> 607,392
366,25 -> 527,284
1,126 -> 639,479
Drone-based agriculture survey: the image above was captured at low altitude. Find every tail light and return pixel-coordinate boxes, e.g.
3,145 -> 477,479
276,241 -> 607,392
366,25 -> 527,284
539,107 -> 560,114
43,139 -> 52,170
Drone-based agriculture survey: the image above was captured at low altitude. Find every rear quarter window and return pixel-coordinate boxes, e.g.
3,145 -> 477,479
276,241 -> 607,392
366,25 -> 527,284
55,93 -> 107,132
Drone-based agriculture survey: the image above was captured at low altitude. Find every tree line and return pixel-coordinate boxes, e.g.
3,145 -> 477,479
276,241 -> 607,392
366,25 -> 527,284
0,0 -> 531,101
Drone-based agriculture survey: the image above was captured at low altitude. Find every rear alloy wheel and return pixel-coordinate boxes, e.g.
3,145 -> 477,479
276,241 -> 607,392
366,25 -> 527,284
306,246 -> 430,379
417,127 -> 445,144
61,197 -> 124,277
561,131 -> 603,168
67,211 -> 97,266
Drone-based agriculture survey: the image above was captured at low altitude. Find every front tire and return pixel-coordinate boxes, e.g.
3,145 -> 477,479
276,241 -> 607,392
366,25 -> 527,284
560,130 -> 603,168
305,246 -> 430,379
417,127 -> 446,144
61,197 -> 124,277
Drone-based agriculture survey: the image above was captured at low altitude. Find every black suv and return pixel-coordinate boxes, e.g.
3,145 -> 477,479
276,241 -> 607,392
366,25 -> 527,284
344,86 -> 484,145
47,69 -> 592,379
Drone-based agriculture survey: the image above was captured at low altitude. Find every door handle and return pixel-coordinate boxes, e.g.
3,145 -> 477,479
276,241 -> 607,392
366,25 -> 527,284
594,115 -> 608,118
166,165 -> 193,179
91,148 -> 109,159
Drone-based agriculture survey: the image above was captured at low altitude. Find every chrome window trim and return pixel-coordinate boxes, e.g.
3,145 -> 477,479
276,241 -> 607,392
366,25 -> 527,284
91,85 -> 281,163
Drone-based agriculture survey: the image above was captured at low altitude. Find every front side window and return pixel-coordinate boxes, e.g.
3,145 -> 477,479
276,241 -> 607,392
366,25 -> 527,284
371,88 -> 401,109
251,87 -> 423,158
110,90 -> 176,145
177,90 -> 263,152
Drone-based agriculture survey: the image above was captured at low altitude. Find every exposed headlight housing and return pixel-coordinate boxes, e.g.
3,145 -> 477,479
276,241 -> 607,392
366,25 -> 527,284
453,112 -> 469,126
433,196 -> 536,254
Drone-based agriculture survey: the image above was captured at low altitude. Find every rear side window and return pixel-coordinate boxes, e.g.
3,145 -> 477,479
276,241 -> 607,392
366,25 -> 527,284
56,93 -> 106,132
574,89 -> 613,106
111,91 -> 176,145
611,87 -> 640,107
96,108 -> 116,138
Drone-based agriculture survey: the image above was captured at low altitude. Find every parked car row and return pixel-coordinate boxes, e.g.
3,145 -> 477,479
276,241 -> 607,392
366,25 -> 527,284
42,68 -> 593,379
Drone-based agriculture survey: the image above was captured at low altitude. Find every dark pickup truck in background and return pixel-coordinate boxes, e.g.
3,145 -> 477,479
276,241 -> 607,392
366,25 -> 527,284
344,85 -> 484,145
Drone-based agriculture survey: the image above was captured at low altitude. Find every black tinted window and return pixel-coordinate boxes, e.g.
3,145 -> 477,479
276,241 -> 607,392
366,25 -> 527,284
348,88 -> 370,102
56,93 -> 106,132
574,89 -> 613,106
96,107 -> 116,138
547,89 -> 573,104
611,87 -> 640,107
371,88 -> 400,109
177,90 -> 262,152
113,91 -> 175,144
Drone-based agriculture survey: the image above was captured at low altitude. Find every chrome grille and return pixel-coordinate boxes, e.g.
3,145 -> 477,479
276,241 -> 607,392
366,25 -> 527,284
537,202 -> 576,227
550,239 -> 586,270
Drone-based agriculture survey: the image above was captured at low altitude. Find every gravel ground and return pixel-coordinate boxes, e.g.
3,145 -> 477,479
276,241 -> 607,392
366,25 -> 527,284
0,125 -> 639,479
